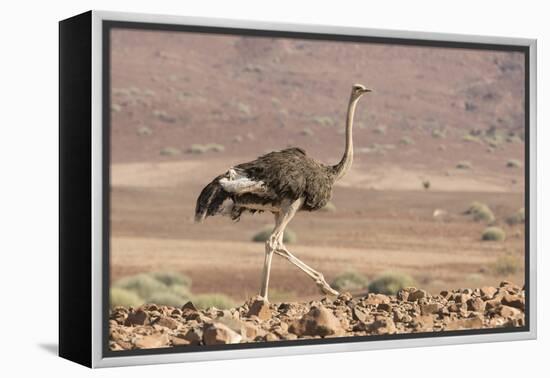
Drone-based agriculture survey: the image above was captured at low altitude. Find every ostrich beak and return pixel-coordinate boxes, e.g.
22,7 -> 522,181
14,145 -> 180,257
362,88 -> 372,93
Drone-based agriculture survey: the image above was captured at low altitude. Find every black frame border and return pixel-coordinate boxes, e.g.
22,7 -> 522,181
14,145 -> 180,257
101,19 -> 531,359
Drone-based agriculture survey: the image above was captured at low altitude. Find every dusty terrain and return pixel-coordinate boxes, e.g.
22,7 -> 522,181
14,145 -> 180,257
109,281 -> 526,350
109,29 -> 526,303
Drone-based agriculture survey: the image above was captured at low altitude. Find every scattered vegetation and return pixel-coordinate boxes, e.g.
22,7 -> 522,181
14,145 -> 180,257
331,271 -> 369,292
237,102 -> 251,116
300,128 -> 314,136
462,134 -> 481,144
186,143 -> 225,154
312,116 -> 335,127
152,109 -> 176,123
160,147 -> 181,156
149,271 -> 192,288
422,180 -> 431,190
456,161 -> 472,169
464,202 -> 495,223
373,125 -> 387,135
399,136 -> 414,145
492,254 -> 522,275
431,129 -> 446,139
506,159 -> 522,168
506,208 -> 525,225
113,274 -> 169,300
368,272 -> 416,295
110,287 -> 143,308
252,227 -> 297,244
482,226 -> 506,241
137,126 -> 152,136
147,291 -> 190,307
111,103 -> 122,113
192,293 -> 236,310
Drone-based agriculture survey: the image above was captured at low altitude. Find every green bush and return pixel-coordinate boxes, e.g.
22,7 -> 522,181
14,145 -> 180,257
399,136 -> 414,145
113,274 -> 168,299
506,208 -> 525,225
137,126 -> 152,136
462,134 -> 481,143
252,227 -> 297,244
312,116 -> 335,127
192,293 -> 236,309
493,255 -> 522,275
506,159 -> 522,168
160,147 -> 180,156
482,226 -> 506,241
147,291 -> 189,307
368,272 -> 415,295
465,202 -> 495,223
431,129 -> 446,139
110,287 -> 143,308
373,125 -> 386,135
149,271 -> 192,288
331,271 -> 369,292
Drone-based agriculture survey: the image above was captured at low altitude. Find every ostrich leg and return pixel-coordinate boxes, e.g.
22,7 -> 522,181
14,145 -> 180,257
272,200 -> 340,296
259,212 -> 284,301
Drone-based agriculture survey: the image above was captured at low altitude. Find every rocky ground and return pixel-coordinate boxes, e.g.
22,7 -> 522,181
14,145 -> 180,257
109,281 -> 525,350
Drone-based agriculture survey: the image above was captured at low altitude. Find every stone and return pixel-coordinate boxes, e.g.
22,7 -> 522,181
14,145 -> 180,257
485,299 -> 502,311
499,305 -> 522,318
289,306 -> 344,337
182,301 -> 198,312
183,327 -> 203,345
369,318 -> 397,334
170,336 -> 191,346
420,303 -> 441,315
363,293 -> 390,305
156,316 -> 179,330
446,316 -> 483,330
480,286 -> 497,299
501,294 -> 525,311
353,306 -> 369,322
203,322 -> 242,345
453,293 -> 471,304
467,297 -> 486,312
124,309 -> 149,326
240,321 -> 259,341
247,298 -> 271,321
408,289 -> 427,302
377,303 -> 392,312
134,333 -> 169,349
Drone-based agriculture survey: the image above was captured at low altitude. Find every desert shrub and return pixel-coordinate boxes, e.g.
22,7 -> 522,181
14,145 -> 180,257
465,202 -> 495,223
312,116 -> 335,127
252,227 -> 297,244
204,143 -> 225,152
237,102 -> 251,116
153,109 -> 176,123
506,159 -> 522,168
462,134 -> 481,143
147,291 -> 189,307
321,201 -> 336,212
113,274 -> 168,299
456,161 -> 472,169
431,129 -> 446,139
331,271 -> 369,292
300,128 -> 314,136
160,147 -> 180,156
110,287 -> 143,308
506,208 -> 525,225
493,255 -> 522,275
137,126 -> 152,136
187,144 -> 207,154
438,145 -> 446,151
192,293 -> 236,309
268,289 -> 297,302
399,136 -> 414,145
111,103 -> 122,112
482,226 -> 506,241
149,271 -> 192,288
373,125 -> 386,135
368,272 -> 415,295
422,180 -> 431,190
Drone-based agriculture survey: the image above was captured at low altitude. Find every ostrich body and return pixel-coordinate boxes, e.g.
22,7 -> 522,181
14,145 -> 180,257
195,84 -> 371,301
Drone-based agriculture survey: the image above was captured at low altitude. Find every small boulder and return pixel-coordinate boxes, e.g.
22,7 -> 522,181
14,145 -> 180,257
156,316 -> 179,330
408,289 -> 427,302
480,286 -> 497,299
289,306 -> 344,337
203,322 -> 242,345
501,294 -> 525,311
368,317 -> 397,334
124,309 -> 149,326
246,297 -> 271,321
134,333 -> 169,349
467,297 -> 486,312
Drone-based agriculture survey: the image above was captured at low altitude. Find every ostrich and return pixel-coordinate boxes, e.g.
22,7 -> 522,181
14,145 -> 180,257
195,84 -> 371,301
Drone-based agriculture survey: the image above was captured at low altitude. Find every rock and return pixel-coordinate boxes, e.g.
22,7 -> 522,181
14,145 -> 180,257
408,289 -> 427,302
369,318 -> 397,334
182,301 -> 198,312
289,306 -> 344,337
203,322 -> 242,345
467,297 -> 486,312
446,316 -> 483,330
485,299 -> 501,311
240,322 -> 259,340
363,293 -> 390,305
453,293 -> 471,304
499,305 -> 522,318
353,306 -> 369,322
265,333 -> 279,342
420,303 -> 440,315
183,327 -> 203,345
439,290 -> 452,300
480,286 -> 497,299
124,309 -> 149,326
134,333 -> 169,349
377,303 -> 392,312
247,297 -> 271,321
501,294 -> 525,310
157,316 -> 179,330
170,336 -> 190,346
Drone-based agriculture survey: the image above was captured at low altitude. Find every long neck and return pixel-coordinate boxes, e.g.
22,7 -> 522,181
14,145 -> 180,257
333,94 -> 358,180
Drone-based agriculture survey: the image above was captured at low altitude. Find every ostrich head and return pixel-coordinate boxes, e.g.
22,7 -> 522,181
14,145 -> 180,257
351,84 -> 372,100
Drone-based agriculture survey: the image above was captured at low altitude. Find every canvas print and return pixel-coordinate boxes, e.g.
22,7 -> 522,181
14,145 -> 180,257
107,27 -> 527,352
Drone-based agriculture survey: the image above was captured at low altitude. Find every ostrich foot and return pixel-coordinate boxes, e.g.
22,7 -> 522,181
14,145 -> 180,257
317,280 -> 340,296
